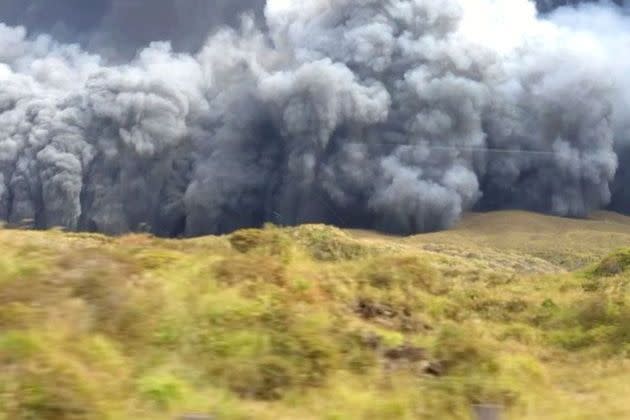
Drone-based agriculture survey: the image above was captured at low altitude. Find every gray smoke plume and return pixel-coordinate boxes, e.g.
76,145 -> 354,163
0,0 -> 629,236
536,0 -> 620,12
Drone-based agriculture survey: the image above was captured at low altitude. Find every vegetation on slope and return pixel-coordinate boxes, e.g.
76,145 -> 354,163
0,212 -> 629,419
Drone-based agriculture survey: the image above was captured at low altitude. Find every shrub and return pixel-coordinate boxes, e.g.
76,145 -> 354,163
550,327 -> 598,350
361,255 -> 444,294
530,298 -> 561,326
574,296 -> 618,329
500,324 -> 540,345
433,323 -> 498,375
213,255 -> 287,287
355,288 -> 428,333
58,249 -> 165,343
190,292 -> 340,400
0,332 -> 130,419
0,303 -> 38,330
593,249 -> 630,277
0,331 -> 42,363
290,225 -> 370,261
0,336 -> 107,419
132,249 -> 188,270
137,373 -> 184,409
582,277 -> 602,292
229,227 -> 292,260
544,295 -> 630,351
225,355 -> 296,400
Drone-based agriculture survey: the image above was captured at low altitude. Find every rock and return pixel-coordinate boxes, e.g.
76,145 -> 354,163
384,345 -> 427,362
423,360 -> 445,376
357,298 -> 396,319
360,332 -> 382,350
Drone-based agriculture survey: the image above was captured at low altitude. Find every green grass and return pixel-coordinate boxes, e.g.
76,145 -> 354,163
0,212 -> 629,419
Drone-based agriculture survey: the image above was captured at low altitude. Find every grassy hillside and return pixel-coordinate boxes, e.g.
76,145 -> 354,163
0,212 -> 629,419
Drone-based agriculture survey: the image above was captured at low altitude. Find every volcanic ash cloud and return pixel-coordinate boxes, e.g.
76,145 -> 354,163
0,0 -> 628,236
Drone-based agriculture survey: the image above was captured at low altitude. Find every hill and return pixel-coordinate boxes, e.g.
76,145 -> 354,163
0,212 -> 629,419
351,210 -> 630,270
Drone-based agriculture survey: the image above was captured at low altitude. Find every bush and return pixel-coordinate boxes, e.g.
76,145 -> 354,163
229,227 -> 292,260
574,296 -> 618,329
137,373 -> 184,409
290,225 -> 370,261
0,331 -> 42,363
0,303 -> 38,329
0,331 -> 131,419
59,249 -> 166,343
543,295 -> 630,351
213,255 -> 287,287
0,334 -> 107,420
593,249 -> 630,277
355,288 -> 428,333
361,255 -> 444,295
550,327 -> 599,350
433,323 -> 498,375
225,355 -> 296,400
190,291 -> 340,400
132,249 -> 188,270
500,324 -> 540,345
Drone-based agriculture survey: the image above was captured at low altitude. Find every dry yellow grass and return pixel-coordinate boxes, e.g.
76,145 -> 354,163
349,210 -> 630,270
0,211 -> 628,419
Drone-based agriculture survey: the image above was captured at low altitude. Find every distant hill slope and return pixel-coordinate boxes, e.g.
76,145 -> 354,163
0,212 -> 629,419
350,211 -> 630,271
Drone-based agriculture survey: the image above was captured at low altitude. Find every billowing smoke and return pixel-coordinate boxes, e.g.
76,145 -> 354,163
0,0 -> 629,236
535,0 -> 624,12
